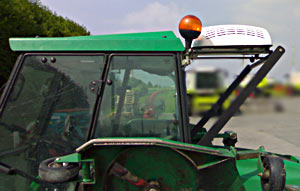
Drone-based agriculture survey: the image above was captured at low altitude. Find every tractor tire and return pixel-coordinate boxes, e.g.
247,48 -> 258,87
39,157 -> 80,184
261,155 -> 286,191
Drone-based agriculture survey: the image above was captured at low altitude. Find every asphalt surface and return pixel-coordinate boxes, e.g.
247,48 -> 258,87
190,97 -> 300,156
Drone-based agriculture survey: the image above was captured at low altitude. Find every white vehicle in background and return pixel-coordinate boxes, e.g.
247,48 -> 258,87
186,24 -> 273,116
288,71 -> 300,95
186,66 -> 230,115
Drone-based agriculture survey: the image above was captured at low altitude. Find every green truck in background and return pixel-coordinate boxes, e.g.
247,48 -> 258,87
0,15 -> 300,191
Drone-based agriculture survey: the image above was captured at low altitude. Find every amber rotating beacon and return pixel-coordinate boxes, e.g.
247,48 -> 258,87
178,15 -> 202,52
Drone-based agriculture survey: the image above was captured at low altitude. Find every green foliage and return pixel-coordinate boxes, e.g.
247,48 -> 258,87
0,0 -> 90,87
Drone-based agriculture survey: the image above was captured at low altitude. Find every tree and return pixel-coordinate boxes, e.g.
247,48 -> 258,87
0,0 -> 90,87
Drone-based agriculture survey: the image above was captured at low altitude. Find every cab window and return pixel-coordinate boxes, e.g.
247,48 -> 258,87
0,54 -> 104,190
96,55 -> 181,140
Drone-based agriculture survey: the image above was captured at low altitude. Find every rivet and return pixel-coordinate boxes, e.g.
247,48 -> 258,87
50,57 -> 56,63
107,80 -> 113,85
41,57 -> 47,63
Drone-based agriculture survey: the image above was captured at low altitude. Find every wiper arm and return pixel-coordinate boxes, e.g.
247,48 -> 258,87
191,64 -> 252,136
0,82 -> 6,94
198,46 -> 285,146
0,161 -> 55,188
191,58 -> 266,137
0,145 -> 28,158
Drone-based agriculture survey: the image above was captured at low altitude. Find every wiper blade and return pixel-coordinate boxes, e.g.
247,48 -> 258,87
0,82 -> 6,94
0,145 -> 28,158
0,161 -> 55,188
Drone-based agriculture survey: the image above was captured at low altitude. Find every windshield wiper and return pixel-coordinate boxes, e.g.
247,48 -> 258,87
0,161 -> 55,188
0,82 -> 6,94
0,145 -> 28,158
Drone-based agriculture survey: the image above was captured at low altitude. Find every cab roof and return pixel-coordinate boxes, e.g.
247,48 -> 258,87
9,31 -> 185,52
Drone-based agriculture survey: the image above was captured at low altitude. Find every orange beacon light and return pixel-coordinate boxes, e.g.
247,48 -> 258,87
179,15 -> 202,51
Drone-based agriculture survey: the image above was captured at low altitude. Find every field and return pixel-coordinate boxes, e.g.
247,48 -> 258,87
190,97 -> 300,156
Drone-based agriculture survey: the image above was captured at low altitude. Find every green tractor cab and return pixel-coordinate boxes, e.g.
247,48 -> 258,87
0,15 -> 299,191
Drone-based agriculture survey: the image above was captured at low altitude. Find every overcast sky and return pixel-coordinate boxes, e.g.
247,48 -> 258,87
39,0 -> 300,81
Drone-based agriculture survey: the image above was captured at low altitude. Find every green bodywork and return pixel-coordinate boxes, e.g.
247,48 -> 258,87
1,29 -> 299,191
9,31 -> 185,52
55,138 -> 300,190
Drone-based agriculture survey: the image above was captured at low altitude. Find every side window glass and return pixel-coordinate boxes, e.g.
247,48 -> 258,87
0,55 -> 104,190
97,55 -> 181,140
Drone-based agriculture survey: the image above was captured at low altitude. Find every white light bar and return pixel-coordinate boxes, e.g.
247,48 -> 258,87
192,25 -> 272,47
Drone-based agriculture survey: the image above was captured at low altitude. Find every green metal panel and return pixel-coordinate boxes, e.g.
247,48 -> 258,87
9,31 -> 185,52
80,145 -> 244,191
284,159 -> 300,186
236,158 -> 262,190
236,157 -> 300,190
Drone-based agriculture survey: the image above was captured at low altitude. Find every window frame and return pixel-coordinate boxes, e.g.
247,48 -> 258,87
0,52 -> 190,143
89,53 -> 189,142
0,53 -> 106,139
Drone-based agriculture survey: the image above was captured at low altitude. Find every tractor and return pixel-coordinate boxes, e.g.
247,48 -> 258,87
0,15 -> 299,191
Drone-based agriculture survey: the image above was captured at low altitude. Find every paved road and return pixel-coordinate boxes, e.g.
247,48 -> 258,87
190,97 -> 300,156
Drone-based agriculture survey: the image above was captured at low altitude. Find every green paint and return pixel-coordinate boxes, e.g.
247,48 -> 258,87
79,145 -> 244,191
82,162 -> 93,183
55,152 -> 81,163
9,31 -> 185,52
236,158 -> 262,190
106,147 -> 199,191
4,24 -> 299,191
284,159 -> 300,186
28,177 -> 40,191
236,154 -> 300,190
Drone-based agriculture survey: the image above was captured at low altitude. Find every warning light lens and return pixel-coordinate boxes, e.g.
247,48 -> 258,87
179,15 -> 202,40
179,15 -> 202,31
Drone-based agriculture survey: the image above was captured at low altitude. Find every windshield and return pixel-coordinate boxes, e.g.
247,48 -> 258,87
95,55 -> 181,140
196,72 -> 219,89
0,54 -> 104,190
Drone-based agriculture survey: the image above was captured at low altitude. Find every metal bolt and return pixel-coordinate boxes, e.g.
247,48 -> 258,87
91,87 -> 95,91
92,81 -> 96,85
262,170 -> 270,179
41,57 -> 47,63
50,57 -> 56,63
107,80 -> 113,85
229,132 -> 237,139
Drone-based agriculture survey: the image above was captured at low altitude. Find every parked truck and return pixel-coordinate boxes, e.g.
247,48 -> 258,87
186,66 -> 231,115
